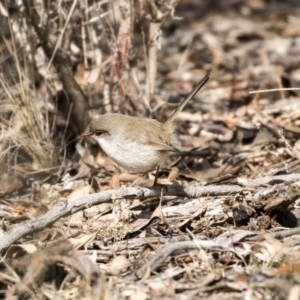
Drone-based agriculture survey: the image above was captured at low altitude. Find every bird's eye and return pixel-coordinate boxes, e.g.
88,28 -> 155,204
94,130 -> 103,136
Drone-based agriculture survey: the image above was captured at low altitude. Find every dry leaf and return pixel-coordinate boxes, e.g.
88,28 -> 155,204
107,255 -> 131,275
69,231 -> 98,250
67,185 -> 91,201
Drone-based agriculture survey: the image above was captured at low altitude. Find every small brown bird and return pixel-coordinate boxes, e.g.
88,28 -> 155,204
81,72 -> 210,182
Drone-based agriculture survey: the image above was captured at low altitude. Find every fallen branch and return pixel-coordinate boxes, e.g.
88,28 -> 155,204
1,172 -> 300,253
0,184 -> 242,253
135,240 -> 246,279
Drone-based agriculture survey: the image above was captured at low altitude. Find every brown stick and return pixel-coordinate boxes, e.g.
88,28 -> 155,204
22,0 -> 90,136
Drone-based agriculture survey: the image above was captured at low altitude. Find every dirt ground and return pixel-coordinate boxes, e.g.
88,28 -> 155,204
2,0 -> 300,299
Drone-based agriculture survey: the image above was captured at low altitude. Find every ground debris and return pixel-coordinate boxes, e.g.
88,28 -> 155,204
1,0 -> 300,299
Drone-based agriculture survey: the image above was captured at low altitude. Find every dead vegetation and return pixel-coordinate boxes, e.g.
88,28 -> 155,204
1,0 -> 300,299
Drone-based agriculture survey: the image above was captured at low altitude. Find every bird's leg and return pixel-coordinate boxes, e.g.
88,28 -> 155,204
153,166 -> 160,186
130,167 -> 160,186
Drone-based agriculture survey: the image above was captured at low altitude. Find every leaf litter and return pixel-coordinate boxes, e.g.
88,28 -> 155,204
1,0 -> 300,299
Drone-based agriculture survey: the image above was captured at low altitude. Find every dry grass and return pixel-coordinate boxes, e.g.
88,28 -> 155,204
0,28 -> 56,175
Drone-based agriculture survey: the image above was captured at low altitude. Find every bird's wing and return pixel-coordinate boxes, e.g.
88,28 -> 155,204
130,119 -> 179,152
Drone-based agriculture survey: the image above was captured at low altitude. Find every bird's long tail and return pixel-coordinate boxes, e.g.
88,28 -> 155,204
164,71 -> 211,128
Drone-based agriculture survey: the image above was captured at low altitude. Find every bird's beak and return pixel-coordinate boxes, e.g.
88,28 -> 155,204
79,131 -> 92,138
